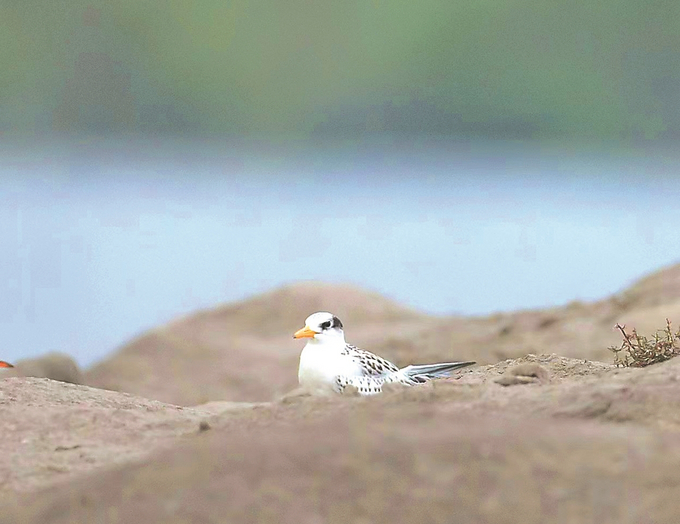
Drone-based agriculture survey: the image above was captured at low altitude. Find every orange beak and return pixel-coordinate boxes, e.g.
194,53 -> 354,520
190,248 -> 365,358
293,326 -> 317,339
0,361 -> 14,368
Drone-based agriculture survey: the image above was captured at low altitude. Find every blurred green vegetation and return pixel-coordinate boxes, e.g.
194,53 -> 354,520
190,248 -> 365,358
1,0 -> 678,140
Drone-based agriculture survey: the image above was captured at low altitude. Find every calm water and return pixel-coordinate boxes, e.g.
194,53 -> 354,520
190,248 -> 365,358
1,136 -> 679,365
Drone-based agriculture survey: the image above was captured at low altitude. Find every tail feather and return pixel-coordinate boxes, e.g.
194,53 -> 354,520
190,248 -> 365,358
401,361 -> 475,381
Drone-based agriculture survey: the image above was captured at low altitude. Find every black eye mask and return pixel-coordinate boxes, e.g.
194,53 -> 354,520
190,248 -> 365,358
320,316 -> 344,330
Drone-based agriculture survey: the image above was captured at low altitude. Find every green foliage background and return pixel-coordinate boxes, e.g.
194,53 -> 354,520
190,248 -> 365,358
2,0 -> 678,140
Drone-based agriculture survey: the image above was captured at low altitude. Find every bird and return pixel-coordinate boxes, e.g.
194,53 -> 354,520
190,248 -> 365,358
293,311 -> 475,395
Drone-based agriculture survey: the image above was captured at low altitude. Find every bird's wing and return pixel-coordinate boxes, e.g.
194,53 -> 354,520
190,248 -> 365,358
342,345 -> 400,378
335,374 -> 385,395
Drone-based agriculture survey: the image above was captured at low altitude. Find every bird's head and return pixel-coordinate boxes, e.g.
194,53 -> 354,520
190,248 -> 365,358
293,312 -> 345,344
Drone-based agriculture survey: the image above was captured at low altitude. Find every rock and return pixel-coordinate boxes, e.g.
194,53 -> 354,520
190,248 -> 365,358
495,363 -> 550,386
4,352 -> 82,385
6,356 -> 680,523
83,265 -> 680,405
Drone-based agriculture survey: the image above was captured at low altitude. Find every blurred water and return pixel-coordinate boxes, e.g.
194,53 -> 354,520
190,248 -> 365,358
1,136 -> 679,366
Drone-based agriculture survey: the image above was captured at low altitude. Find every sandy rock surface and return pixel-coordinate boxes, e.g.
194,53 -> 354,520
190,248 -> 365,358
84,264 -> 680,406
1,353 -> 82,384
0,378 -> 223,493
3,354 -> 680,523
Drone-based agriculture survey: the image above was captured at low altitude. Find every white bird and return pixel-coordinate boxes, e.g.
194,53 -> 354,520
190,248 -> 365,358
293,311 -> 475,395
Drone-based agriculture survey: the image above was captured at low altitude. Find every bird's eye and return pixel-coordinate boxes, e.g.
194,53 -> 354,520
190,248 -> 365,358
320,321 -> 331,330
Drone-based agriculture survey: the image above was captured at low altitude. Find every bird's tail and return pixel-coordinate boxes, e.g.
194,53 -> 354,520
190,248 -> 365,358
400,361 -> 475,382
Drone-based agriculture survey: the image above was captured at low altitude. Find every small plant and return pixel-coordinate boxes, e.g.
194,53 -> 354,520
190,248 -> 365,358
609,319 -> 680,367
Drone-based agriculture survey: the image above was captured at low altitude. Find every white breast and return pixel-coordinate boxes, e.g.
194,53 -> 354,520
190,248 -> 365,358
298,342 -> 360,394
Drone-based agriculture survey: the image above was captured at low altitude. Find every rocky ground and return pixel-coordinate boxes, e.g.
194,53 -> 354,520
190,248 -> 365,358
2,354 -> 680,523
3,264 -> 680,523
83,263 -> 680,405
